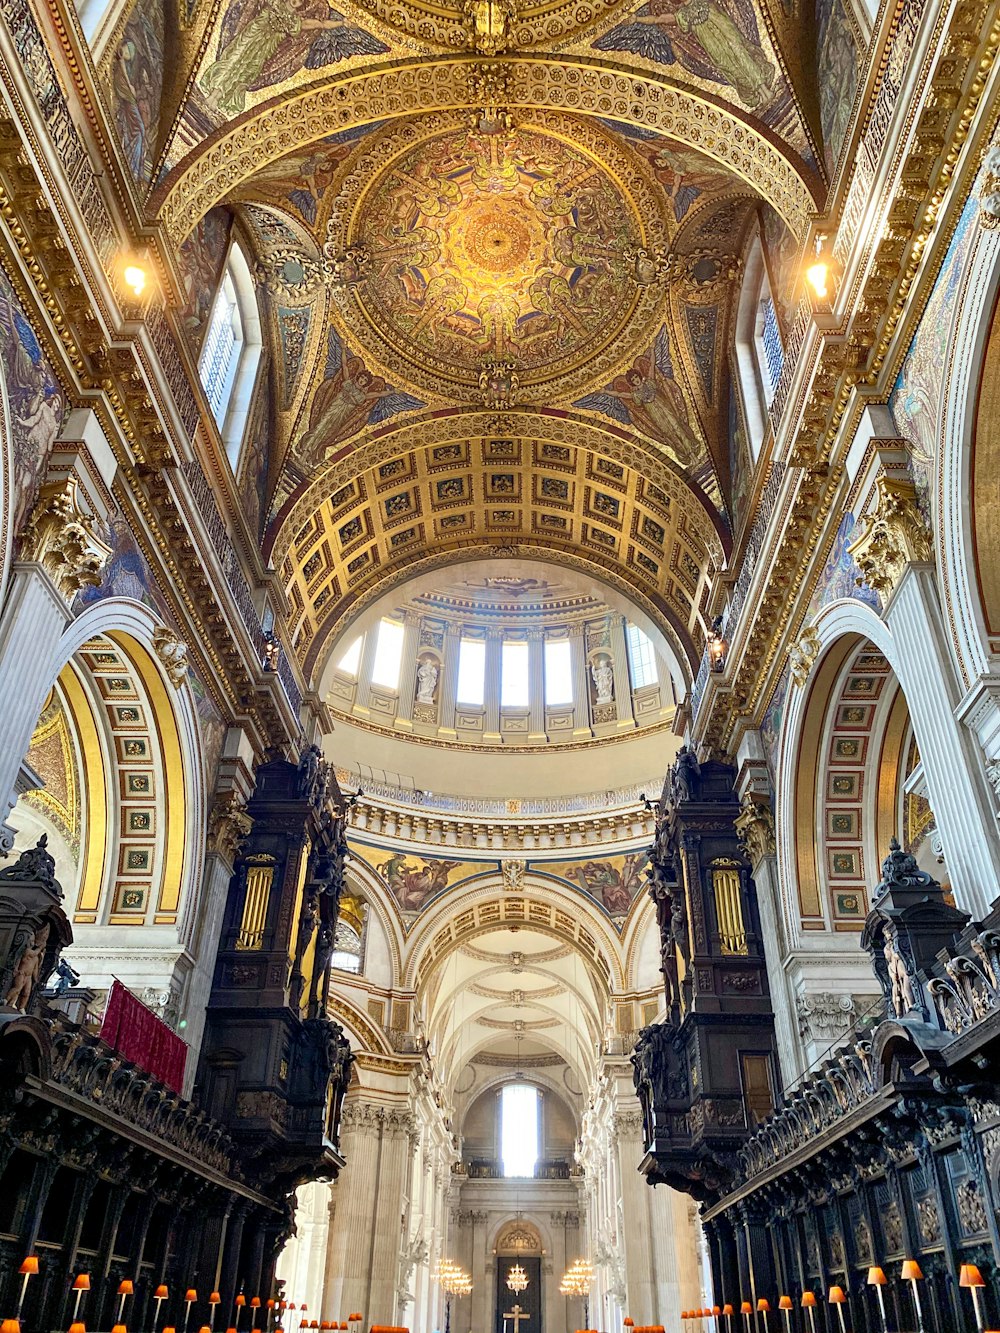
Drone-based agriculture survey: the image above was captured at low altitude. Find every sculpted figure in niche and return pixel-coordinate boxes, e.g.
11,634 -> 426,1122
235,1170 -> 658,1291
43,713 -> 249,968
416,658 -> 439,706
592,658 -> 614,705
5,922 -> 50,1010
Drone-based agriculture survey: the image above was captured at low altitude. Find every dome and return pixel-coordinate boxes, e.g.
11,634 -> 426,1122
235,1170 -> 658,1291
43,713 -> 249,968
330,114 -> 671,405
320,557 -> 683,801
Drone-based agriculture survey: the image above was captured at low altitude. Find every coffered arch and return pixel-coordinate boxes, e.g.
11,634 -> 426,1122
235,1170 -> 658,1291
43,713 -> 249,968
275,422 -> 726,683
153,58 -> 821,247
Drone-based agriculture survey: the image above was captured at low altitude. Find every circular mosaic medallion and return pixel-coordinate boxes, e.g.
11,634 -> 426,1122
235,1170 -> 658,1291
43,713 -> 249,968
337,120 -> 667,403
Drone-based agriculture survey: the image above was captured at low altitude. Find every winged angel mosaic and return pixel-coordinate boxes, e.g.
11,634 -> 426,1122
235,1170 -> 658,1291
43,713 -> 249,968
198,0 -> 388,118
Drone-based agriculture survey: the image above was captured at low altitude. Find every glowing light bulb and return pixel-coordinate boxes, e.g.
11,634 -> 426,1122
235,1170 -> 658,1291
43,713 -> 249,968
123,265 -> 147,297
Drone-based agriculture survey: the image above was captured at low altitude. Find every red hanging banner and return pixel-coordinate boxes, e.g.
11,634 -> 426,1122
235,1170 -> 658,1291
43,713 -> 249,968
100,979 -> 188,1093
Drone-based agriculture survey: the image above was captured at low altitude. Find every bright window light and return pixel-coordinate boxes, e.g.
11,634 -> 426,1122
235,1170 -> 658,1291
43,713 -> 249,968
501,1083 -> 539,1177
501,641 -> 529,707
544,639 -> 573,705
199,268 -> 243,427
457,639 -> 486,706
371,619 -> 404,690
337,635 -> 363,677
626,622 -> 657,689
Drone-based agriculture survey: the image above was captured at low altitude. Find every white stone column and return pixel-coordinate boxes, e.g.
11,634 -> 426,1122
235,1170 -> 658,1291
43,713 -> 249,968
394,612 -> 422,731
887,566 -> 1000,918
609,616 -> 635,729
570,625 -> 592,739
368,1111 -> 416,1325
528,630 -> 546,743
0,566 -> 74,850
352,625 -> 383,714
438,625 -> 462,738
324,1105 -> 381,1320
485,630 -> 503,744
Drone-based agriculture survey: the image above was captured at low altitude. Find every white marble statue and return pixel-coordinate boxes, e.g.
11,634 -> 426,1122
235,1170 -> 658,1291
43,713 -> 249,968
592,659 -> 614,705
416,659 -> 439,706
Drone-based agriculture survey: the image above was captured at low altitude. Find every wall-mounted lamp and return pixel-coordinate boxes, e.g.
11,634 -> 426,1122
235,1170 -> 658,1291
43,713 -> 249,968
805,233 -> 834,305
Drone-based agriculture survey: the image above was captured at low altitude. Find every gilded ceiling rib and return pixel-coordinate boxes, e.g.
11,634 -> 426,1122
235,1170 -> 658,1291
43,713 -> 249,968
152,57 -> 820,244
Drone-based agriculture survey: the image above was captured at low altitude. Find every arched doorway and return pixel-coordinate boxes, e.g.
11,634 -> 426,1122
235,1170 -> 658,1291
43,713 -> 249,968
496,1219 -> 543,1333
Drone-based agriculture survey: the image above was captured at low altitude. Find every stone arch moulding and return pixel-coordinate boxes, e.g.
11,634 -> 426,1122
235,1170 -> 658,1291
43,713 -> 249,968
778,600 -> 998,928
939,216 -> 1000,688
152,58 -> 821,247
459,1067 -> 581,1132
337,850 -> 407,985
403,883 -> 625,991
46,597 -> 207,945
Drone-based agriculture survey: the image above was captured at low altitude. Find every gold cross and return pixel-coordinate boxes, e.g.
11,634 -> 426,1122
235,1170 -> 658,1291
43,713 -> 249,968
504,1306 -> 530,1332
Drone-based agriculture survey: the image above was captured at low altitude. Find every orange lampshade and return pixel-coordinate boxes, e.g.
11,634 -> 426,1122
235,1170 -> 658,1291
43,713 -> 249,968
118,1283 -> 134,1297
778,1298 -> 792,1311
340,1324 -> 348,1329
155,1287 -> 169,1300
740,1303 -> 752,1314
236,1298 -> 247,1308
801,1294 -> 816,1308
712,1310 -> 721,1318
723,1307 -> 734,1317
827,1288 -> 846,1305
681,1315 -> 688,1321
199,1327 -> 212,1332
0,1321 -> 19,1333
251,1300 -> 261,1310
210,1296 -> 221,1305
69,1323 -> 85,1333
625,1322 -> 635,1328
901,1262 -> 924,1282
187,1292 -> 199,1303
73,1275 -> 91,1291
164,1327 -> 176,1333
867,1268 -> 887,1286
757,1301 -> 770,1313
310,1322 -> 319,1328
288,1307 -> 296,1313
961,1265 -> 986,1288
267,1303 -> 276,1310
19,1259 -> 39,1276
112,1324 -> 127,1333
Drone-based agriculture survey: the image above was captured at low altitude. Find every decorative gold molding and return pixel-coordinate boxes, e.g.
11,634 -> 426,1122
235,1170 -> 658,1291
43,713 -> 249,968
153,59 -> 817,246
847,474 -> 933,605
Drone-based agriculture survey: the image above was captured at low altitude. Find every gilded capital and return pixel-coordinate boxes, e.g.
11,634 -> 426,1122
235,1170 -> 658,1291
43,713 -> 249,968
735,795 -> 776,864
788,624 -> 821,688
22,478 -> 111,602
847,474 -> 932,604
152,626 -> 190,688
209,792 -> 254,861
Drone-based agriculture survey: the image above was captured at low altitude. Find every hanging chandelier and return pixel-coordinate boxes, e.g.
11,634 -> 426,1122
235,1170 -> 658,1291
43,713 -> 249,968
506,1263 -> 529,1294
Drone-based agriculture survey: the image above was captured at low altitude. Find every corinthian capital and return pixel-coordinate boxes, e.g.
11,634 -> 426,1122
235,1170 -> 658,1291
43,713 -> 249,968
847,474 -> 932,605
22,477 -> 111,601
734,795 -> 776,864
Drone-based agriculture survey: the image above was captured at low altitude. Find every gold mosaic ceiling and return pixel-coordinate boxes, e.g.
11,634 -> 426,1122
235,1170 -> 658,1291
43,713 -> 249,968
329,116 -> 671,404
104,0 -> 831,683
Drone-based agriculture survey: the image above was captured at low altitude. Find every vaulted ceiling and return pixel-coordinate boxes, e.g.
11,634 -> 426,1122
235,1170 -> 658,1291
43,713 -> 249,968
96,0 -> 858,687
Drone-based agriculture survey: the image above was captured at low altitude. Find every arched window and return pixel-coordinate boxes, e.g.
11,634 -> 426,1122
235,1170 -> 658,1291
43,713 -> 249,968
500,1082 -> 540,1177
734,231 -> 783,461
198,243 -> 262,470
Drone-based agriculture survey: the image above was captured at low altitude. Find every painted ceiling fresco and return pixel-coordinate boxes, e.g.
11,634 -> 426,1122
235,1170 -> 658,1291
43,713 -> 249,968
348,839 -> 649,926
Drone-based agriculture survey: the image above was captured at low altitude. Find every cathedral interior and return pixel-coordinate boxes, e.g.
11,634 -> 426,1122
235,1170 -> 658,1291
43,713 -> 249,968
1,0 -> 1000,1327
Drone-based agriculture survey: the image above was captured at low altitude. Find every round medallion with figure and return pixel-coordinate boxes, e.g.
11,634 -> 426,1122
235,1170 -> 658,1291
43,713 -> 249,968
335,117 -> 669,404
